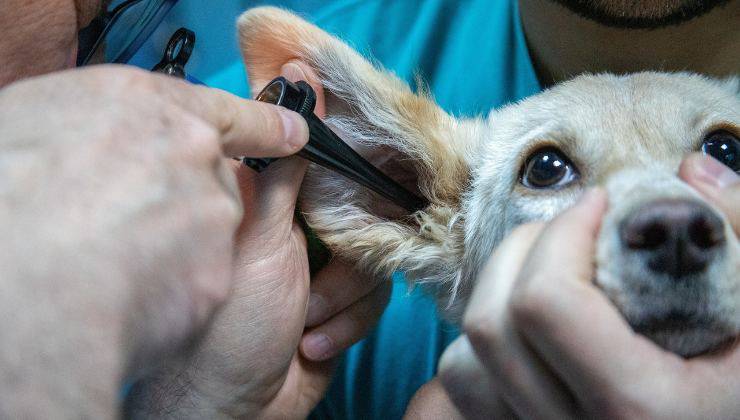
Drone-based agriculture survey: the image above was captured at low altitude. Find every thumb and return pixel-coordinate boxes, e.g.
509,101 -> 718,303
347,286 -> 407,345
233,157 -> 307,259
241,60 -> 320,219
679,153 -> 740,233
236,60 -> 318,232
517,187 -> 608,291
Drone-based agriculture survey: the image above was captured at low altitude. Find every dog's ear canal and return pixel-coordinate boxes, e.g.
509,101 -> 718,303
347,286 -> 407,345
237,7 -> 470,206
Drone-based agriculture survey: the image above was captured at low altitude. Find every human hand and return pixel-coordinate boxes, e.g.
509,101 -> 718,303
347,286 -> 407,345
680,153 -> 739,232
125,61 -> 391,419
437,154 -> 740,419
0,65 -> 307,418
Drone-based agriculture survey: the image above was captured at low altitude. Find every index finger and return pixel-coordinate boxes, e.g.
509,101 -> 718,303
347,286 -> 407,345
146,69 -> 309,158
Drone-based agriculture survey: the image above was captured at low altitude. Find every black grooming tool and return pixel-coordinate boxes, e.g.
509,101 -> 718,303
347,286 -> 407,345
241,76 -> 428,213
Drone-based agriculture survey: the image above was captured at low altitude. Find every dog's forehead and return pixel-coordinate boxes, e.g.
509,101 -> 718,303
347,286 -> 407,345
482,72 -> 739,168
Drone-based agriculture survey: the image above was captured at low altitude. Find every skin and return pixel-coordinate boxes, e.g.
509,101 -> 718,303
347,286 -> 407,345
0,1 -> 388,418
0,0 -> 101,87
550,0 -> 732,28
519,0 -> 740,85
125,61 -> 391,419
0,63 -> 308,418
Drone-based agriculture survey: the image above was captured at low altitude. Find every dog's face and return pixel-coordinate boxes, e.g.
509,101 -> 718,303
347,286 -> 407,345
239,8 -> 739,357
467,73 -> 740,356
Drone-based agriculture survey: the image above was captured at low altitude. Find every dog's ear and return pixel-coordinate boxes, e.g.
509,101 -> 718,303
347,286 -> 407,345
237,7 -> 472,202
237,7 -> 478,311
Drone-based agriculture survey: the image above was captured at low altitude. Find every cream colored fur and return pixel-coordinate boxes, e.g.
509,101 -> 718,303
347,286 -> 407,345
237,7 -> 740,356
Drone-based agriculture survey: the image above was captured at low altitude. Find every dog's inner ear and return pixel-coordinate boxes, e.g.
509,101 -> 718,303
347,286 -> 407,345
318,80 -> 451,218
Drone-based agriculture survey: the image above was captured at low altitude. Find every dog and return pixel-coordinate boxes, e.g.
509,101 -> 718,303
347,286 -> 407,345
237,7 -> 739,357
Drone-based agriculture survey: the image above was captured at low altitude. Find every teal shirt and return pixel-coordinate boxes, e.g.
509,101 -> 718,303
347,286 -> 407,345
129,1 -> 540,418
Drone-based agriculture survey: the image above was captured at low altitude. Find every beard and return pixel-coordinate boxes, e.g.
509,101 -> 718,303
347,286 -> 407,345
550,0 -> 732,28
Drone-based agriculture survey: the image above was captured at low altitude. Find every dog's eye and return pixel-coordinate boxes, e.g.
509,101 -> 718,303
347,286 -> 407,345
521,147 -> 579,189
701,130 -> 739,173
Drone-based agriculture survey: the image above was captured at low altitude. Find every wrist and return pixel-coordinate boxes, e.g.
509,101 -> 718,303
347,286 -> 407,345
123,363 -> 268,420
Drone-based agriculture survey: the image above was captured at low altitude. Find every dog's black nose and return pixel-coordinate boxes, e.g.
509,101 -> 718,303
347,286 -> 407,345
620,199 -> 725,279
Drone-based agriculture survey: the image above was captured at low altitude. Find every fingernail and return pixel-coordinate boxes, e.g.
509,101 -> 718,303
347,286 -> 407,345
306,293 -> 328,327
277,108 -> 307,151
695,155 -> 739,189
280,61 -> 307,83
302,333 -> 335,361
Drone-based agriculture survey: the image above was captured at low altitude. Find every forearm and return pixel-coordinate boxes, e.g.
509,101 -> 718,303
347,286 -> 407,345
124,361 -> 303,420
123,364 -> 248,420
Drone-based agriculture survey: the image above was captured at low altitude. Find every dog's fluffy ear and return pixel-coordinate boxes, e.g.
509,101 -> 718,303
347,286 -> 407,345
237,7 -> 478,310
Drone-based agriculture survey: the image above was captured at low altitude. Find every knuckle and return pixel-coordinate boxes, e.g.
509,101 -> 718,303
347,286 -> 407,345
462,311 -> 502,352
436,369 -> 457,397
179,175 -> 240,230
221,194 -> 243,228
509,278 -> 548,326
437,339 -> 470,380
437,364 -> 466,399
216,161 -> 244,220
75,65 -> 113,85
190,119 -> 222,153
196,267 -> 232,310
174,114 -> 222,158
103,65 -> 161,96
509,271 -> 558,328
203,192 -> 242,229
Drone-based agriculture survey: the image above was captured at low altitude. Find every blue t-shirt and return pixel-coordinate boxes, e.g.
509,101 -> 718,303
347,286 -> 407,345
129,1 -> 540,418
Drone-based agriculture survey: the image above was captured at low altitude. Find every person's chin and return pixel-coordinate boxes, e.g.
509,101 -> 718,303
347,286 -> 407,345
549,0 -> 731,29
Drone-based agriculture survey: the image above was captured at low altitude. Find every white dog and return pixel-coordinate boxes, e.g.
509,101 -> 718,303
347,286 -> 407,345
238,7 -> 739,357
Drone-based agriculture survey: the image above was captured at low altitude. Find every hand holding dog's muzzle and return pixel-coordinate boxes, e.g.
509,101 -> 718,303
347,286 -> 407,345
438,185 -> 740,419
439,189 -> 608,419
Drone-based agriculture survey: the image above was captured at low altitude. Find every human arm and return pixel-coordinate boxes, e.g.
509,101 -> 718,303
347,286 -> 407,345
0,64 -> 308,418
123,60 -> 390,419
